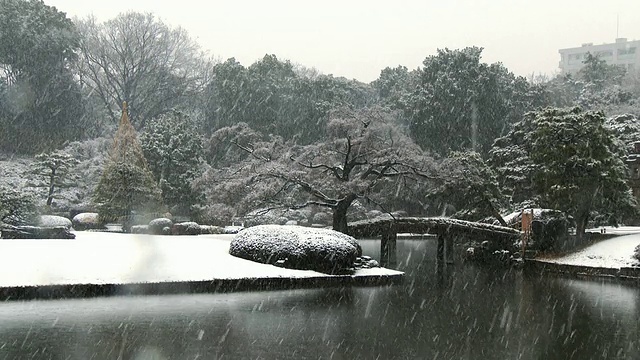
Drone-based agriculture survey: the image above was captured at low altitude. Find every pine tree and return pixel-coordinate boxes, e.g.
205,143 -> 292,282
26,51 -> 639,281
27,150 -> 79,207
93,102 -> 162,224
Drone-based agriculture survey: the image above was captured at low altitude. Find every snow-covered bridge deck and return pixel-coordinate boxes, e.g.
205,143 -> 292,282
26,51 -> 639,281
348,217 -> 522,265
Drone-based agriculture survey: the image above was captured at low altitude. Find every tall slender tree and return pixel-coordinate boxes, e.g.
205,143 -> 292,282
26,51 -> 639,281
93,102 -> 162,223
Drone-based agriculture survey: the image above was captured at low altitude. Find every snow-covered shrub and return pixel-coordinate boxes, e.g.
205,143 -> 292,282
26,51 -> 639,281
0,186 -> 39,226
346,201 -> 368,221
229,225 -> 362,274
200,225 -> 225,234
243,209 -> 284,227
634,244 -> 640,262
191,203 -> 235,227
148,218 -> 173,235
312,212 -> 332,225
172,221 -> 201,235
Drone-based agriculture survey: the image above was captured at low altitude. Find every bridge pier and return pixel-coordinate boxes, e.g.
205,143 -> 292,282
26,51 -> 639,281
380,230 -> 397,267
436,232 -> 455,266
445,232 -> 454,264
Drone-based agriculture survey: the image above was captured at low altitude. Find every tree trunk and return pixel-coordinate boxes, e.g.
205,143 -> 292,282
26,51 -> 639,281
575,211 -> 590,241
332,195 -> 357,234
485,197 -> 507,227
46,169 -> 56,207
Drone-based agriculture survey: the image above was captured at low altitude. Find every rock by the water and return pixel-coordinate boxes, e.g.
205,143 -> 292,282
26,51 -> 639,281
354,256 -> 380,269
172,222 -> 201,235
229,225 -> 362,274
72,212 -> 103,231
1,225 -> 75,239
39,215 -> 72,229
148,218 -> 173,235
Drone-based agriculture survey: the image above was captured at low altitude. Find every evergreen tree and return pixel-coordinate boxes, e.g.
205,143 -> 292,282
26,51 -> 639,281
490,107 -> 636,239
27,150 -> 79,207
93,102 -> 162,224
141,110 -> 204,215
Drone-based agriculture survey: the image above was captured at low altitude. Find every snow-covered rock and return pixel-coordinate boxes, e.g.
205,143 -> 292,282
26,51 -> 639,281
149,218 -> 173,235
72,212 -> 103,230
1,225 -> 75,239
229,225 -> 362,274
38,215 -> 72,229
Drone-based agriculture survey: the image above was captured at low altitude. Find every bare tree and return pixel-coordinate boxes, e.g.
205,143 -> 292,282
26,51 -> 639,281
76,12 -> 214,129
197,107 -> 437,233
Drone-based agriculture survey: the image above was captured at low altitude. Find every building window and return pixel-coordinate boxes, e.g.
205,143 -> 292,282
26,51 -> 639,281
618,47 -> 636,56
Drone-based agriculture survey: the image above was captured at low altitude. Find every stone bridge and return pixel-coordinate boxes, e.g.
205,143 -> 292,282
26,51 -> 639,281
347,217 -> 522,266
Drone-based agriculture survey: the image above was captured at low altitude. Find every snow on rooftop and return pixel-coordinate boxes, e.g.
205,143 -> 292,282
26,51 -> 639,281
0,231 -> 401,288
540,233 -> 640,269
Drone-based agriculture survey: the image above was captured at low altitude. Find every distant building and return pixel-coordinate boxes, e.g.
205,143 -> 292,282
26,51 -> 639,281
558,38 -> 640,74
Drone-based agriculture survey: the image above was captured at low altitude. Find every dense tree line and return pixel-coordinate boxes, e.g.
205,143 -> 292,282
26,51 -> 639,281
2,0 -> 640,234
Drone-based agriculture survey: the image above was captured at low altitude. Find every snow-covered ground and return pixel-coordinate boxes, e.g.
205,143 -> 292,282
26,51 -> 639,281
0,232 -> 402,287
540,233 -> 640,268
586,226 -> 640,235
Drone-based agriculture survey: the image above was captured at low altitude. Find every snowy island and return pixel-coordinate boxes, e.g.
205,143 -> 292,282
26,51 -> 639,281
0,229 -> 403,300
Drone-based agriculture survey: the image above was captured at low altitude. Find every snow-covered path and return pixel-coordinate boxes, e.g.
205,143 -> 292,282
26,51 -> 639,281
0,232 -> 401,287
540,233 -> 640,268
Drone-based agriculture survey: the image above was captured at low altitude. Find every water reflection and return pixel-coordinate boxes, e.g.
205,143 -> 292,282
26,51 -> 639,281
0,240 -> 638,359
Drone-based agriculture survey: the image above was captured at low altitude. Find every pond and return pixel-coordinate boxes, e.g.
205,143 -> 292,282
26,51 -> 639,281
0,239 -> 638,359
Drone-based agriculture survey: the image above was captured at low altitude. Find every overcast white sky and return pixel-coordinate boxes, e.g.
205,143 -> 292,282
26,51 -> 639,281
45,0 -> 640,83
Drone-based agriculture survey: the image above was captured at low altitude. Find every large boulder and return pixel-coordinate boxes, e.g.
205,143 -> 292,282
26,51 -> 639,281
229,225 -> 362,274
39,215 -> 72,229
148,218 -> 173,235
72,212 -> 104,231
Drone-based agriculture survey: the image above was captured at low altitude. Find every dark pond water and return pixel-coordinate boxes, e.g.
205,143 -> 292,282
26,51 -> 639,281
0,239 -> 638,359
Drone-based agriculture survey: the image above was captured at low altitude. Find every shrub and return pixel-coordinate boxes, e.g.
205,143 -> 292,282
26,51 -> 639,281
229,225 -> 362,274
0,186 -> 39,226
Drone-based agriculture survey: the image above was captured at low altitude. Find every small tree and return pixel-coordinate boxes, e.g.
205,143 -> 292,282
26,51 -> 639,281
27,150 -> 79,207
93,102 -> 162,223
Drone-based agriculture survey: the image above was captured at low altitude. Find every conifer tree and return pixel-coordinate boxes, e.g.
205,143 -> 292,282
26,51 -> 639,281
93,102 -> 162,224
27,150 -> 79,207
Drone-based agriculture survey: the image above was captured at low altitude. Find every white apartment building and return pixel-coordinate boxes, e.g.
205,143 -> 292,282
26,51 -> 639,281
558,38 -> 640,74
